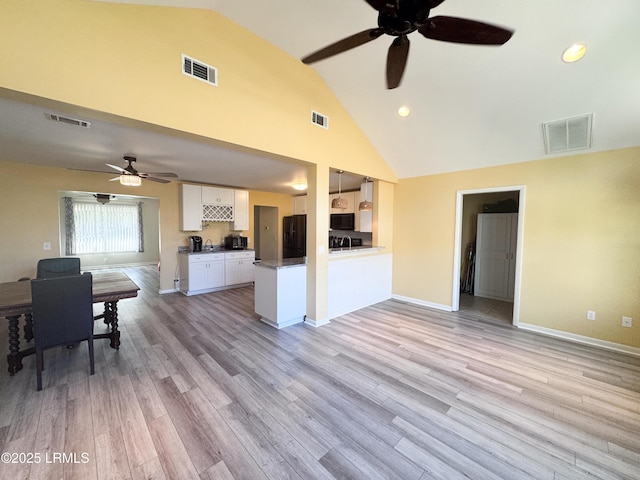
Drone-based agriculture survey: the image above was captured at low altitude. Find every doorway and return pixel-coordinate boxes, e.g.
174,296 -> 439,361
452,186 -> 525,325
254,206 -> 279,261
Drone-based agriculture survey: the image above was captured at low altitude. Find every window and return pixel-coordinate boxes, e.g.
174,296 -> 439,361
66,200 -> 143,254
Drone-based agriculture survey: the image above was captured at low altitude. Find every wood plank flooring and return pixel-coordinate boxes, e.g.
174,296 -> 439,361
1,265 -> 639,479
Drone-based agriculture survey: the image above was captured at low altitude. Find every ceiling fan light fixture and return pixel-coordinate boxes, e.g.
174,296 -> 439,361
120,174 -> 142,186
562,43 -> 586,63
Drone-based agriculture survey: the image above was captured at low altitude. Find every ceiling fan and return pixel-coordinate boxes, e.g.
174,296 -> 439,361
106,156 -> 178,184
301,0 -> 514,89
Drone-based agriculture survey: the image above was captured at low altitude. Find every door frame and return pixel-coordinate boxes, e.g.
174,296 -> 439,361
451,185 -> 526,325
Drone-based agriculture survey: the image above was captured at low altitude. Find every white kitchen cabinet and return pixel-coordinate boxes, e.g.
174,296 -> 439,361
179,184 -> 202,231
329,191 -> 355,214
201,186 -> 234,205
293,195 -> 307,215
254,262 -> 307,329
179,252 -> 225,295
356,182 -> 373,233
233,189 -> 249,231
474,213 -> 517,302
202,186 -> 235,222
225,250 -> 255,285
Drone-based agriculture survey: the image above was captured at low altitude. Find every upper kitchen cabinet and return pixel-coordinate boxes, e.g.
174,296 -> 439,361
293,195 -> 307,215
201,186 -> 235,205
329,191 -> 355,214
179,184 -> 202,231
202,186 -> 234,222
356,182 -> 373,233
233,189 -> 249,231
179,184 -> 250,231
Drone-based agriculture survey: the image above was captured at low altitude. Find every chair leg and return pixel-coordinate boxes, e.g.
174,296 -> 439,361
88,339 -> 95,375
36,350 -> 43,391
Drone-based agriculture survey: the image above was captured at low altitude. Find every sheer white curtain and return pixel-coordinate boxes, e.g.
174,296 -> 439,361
72,202 -> 141,254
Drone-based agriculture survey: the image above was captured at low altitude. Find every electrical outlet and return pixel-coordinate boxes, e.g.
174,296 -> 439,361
622,317 -> 632,328
173,278 -> 180,290
587,310 -> 596,321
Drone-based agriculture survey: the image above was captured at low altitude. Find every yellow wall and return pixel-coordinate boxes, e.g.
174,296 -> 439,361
393,147 -> 640,347
0,161 -> 298,291
0,0 -> 396,184
0,0 -> 397,320
0,161 -> 182,289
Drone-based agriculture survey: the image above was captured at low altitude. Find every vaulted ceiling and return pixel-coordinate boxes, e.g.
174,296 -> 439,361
2,0 -> 639,194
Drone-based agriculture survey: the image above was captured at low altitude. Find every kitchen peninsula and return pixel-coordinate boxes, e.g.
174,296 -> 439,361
254,246 -> 391,328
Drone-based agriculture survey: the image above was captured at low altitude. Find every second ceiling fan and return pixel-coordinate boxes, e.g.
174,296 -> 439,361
301,0 -> 514,89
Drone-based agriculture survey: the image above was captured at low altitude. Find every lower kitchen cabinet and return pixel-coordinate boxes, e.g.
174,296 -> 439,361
225,251 -> 255,285
179,250 -> 255,295
179,253 -> 225,295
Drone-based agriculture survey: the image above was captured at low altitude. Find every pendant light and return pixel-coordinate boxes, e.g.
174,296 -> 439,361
331,170 -> 348,209
359,177 -> 373,211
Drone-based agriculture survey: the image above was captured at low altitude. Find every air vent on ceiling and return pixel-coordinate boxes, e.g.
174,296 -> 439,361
311,110 -> 329,129
45,113 -> 91,128
542,114 -> 592,154
182,54 -> 217,86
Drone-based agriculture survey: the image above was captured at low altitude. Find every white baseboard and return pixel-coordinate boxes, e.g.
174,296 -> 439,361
391,294 -> 453,312
304,317 -> 331,328
159,288 -> 180,295
518,322 -> 640,358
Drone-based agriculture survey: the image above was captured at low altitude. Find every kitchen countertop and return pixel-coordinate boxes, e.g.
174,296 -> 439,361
329,246 -> 385,255
178,247 -> 255,254
254,258 -> 307,269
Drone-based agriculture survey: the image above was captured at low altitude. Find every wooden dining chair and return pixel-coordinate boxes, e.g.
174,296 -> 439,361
36,257 -> 81,279
30,272 -> 95,391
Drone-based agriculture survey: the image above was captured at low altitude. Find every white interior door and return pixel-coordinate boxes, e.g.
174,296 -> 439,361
474,213 -> 517,301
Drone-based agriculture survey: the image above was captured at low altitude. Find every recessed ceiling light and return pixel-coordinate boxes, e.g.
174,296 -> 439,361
562,43 -> 587,63
397,106 -> 411,117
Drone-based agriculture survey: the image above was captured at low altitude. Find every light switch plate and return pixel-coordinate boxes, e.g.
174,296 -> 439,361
622,317 -> 632,328
587,310 -> 596,321
43,242 -> 51,251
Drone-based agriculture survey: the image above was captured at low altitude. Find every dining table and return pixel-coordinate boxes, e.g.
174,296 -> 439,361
0,271 -> 140,375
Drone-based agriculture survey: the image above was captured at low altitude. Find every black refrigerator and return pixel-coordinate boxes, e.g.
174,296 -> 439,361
283,215 -> 306,259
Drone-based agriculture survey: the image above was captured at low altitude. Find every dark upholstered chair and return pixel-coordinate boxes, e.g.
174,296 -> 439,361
30,273 -> 95,391
36,257 -> 81,279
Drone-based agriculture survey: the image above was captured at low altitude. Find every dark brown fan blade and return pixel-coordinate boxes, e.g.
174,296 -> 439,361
419,16 -> 514,45
428,0 -> 447,8
302,28 -> 384,64
363,0 -> 387,11
138,172 -> 178,177
386,34 -> 410,89
144,176 -> 170,184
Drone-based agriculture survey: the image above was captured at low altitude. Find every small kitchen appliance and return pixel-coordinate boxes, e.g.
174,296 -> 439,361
189,235 -> 203,252
224,235 -> 248,250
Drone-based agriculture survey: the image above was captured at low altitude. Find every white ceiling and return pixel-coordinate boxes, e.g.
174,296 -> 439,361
2,0 -> 639,194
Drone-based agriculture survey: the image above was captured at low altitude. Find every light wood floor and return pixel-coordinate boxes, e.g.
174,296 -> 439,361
1,265 -> 639,480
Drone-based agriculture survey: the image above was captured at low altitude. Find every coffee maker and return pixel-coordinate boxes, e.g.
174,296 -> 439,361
189,235 -> 203,252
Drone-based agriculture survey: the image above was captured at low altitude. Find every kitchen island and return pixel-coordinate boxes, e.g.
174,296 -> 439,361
254,258 -> 307,329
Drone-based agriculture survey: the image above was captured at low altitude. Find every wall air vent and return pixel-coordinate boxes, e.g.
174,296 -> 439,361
182,54 -> 217,86
45,113 -> 91,128
311,110 -> 329,129
542,114 -> 592,154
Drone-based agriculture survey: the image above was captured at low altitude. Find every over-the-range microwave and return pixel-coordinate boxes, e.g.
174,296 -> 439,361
330,213 -> 355,230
